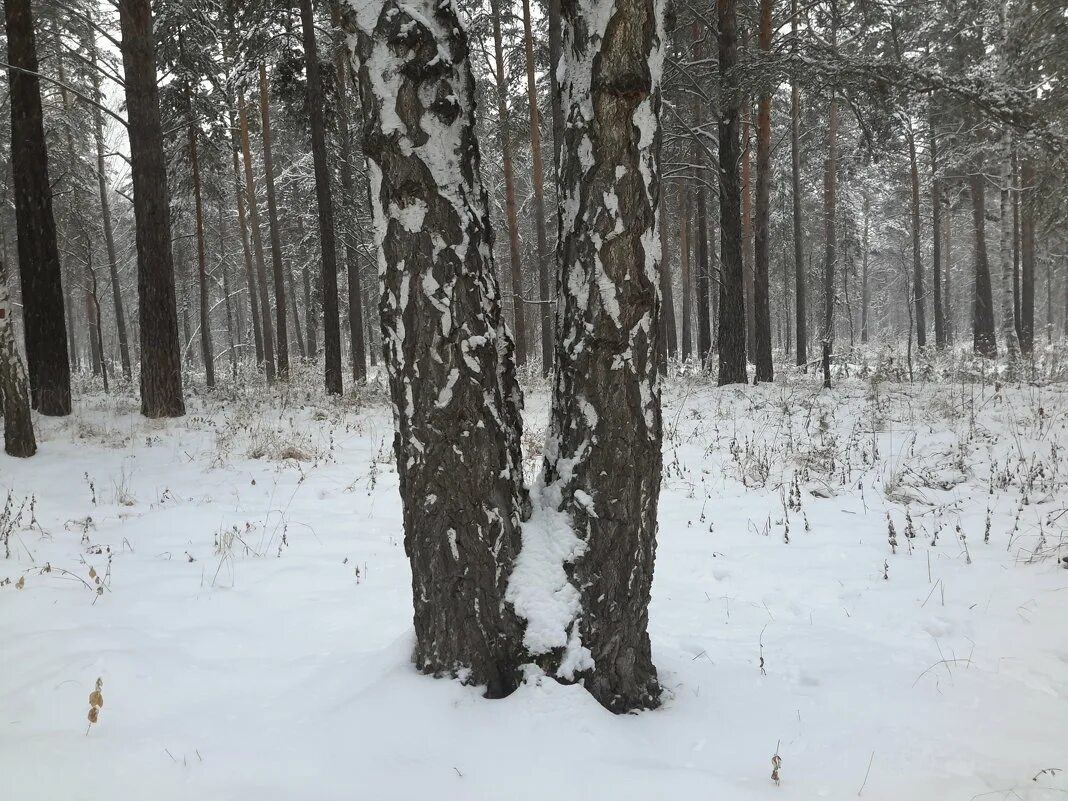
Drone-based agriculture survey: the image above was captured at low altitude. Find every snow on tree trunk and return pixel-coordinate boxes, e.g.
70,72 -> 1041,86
531,0 -> 664,713
0,266 -> 36,457
348,0 -> 529,697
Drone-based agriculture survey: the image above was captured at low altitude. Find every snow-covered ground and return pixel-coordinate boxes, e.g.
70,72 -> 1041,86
2,370 -> 1067,801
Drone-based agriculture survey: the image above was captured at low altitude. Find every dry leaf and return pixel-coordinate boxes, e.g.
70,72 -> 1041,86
89,690 -> 103,709
15,576 -> 25,590
88,567 -> 97,580
87,707 -> 99,723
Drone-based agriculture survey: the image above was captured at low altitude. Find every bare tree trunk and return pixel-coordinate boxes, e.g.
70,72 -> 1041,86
679,182 -> 692,359
790,0 -> 806,367
752,0 -> 773,383
0,264 -> 35,456
230,108 -> 265,371
660,187 -> 678,362
488,0 -> 528,369
999,128 -> 1020,361
219,204 -> 238,380
519,0 -> 553,373
258,64 -> 290,378
931,112 -> 945,349
1019,157 -> 1035,355
188,97 -> 215,389
945,193 -> 954,346
239,97 -> 277,381
89,37 -> 131,380
300,0 -> 343,394
352,0 -> 529,696
5,0 -> 71,415
971,169 -> 997,358
861,192 -> 870,344
286,262 -> 306,360
543,0 -> 663,712
742,103 -> 755,363
118,0 -> 185,417
717,0 -> 746,385
332,1 -> 367,383
907,123 -> 926,350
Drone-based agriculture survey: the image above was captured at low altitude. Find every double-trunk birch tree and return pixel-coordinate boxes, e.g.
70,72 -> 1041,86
349,0 -> 664,713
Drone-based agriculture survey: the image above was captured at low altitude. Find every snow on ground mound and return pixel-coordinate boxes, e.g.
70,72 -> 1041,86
1,376 -> 1067,801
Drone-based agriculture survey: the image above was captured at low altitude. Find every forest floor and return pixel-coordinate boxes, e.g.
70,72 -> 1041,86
2,367 -> 1067,801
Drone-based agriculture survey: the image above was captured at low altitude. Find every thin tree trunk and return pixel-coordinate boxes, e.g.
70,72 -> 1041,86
945,193 -> 953,345
0,263 -> 35,456
488,0 -> 528,369
239,97 -> 277,381
1019,157 -> 1035,354
931,112 -> 945,349
353,0 -> 529,696
790,0 -> 806,367
717,0 -> 746,385
548,0 -> 563,184
5,0 -> 71,415
300,0 -> 343,394
907,123 -> 926,350
219,204 -> 238,380
332,2 -> 367,383
971,170 -> 997,358
742,103 -> 755,362
188,94 -> 215,389
299,217 -> 318,358
519,0 -> 553,373
752,0 -> 773,382
90,37 -> 131,380
118,0 -> 185,417
679,182 -> 692,359
258,64 -> 290,378
544,0 -> 663,712
660,188 -> 678,361
286,262 -> 306,360
999,128 -> 1020,360
231,108 -> 265,370
861,192 -> 870,344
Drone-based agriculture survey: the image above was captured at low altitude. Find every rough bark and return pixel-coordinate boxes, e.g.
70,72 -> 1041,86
118,0 -> 185,418
239,98 -> 277,381
301,0 -> 343,395
543,0 -> 664,713
0,264 -> 35,456
752,0 -> 773,383
5,0 -> 71,416
258,64 -> 290,379
717,0 -> 746,386
351,0 -> 529,696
